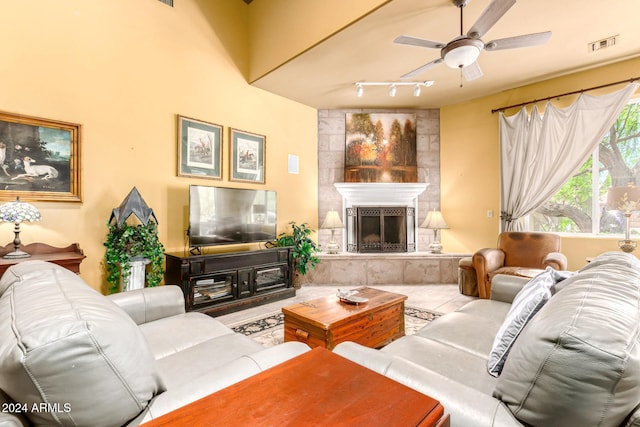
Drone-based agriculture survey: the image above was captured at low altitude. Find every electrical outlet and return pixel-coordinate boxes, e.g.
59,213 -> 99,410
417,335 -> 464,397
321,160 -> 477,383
487,210 -> 493,218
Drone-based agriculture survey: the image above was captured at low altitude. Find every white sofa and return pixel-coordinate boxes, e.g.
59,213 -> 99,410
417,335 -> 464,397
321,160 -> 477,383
336,251 -> 640,427
0,261 -> 310,427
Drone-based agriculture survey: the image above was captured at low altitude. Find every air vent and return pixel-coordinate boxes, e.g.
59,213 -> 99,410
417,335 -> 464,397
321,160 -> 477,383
589,35 -> 618,52
158,0 -> 173,6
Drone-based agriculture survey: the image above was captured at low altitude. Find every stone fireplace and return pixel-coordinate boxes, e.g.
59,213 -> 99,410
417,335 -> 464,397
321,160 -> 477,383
335,183 -> 428,253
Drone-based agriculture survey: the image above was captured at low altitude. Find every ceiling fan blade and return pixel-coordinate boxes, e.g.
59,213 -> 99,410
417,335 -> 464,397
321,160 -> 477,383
484,31 -> 552,51
468,0 -> 516,39
462,61 -> 483,81
394,35 -> 445,50
400,58 -> 444,79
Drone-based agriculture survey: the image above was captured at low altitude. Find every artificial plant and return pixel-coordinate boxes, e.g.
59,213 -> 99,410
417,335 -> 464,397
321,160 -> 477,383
276,221 -> 320,277
104,221 -> 165,294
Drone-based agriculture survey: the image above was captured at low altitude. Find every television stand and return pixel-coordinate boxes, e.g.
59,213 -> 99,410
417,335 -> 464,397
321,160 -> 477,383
164,247 -> 295,316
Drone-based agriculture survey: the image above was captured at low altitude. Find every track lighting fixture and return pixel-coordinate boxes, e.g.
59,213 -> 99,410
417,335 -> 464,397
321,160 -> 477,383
354,81 -> 434,97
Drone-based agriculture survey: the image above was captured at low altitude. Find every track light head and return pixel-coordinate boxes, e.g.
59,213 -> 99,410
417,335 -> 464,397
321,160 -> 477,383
354,81 -> 434,97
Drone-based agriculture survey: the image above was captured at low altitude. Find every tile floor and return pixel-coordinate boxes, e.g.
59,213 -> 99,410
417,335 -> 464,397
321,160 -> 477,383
217,283 -> 476,327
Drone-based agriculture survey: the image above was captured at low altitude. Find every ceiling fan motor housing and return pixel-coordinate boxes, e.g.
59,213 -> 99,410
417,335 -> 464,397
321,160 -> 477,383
441,37 -> 484,68
452,0 -> 470,8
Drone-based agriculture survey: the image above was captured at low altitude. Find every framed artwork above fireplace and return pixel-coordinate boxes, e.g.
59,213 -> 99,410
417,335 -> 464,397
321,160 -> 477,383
345,113 -> 417,183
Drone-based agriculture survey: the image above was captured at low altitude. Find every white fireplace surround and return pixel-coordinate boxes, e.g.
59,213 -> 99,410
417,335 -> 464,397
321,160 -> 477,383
334,182 -> 429,251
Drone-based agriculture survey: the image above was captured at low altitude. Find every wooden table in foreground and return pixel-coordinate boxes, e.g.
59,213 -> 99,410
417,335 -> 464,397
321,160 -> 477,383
0,242 -> 85,275
282,286 -> 407,350
142,347 -> 449,427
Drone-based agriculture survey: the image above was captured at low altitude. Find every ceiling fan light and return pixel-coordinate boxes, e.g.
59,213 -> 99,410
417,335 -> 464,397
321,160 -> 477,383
389,84 -> 397,97
356,83 -> 364,97
443,44 -> 480,69
413,85 -> 421,97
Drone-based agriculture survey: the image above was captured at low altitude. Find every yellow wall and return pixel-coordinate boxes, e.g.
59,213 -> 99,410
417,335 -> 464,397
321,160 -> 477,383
441,57 -> 640,270
0,0 -> 318,292
248,0 -> 390,82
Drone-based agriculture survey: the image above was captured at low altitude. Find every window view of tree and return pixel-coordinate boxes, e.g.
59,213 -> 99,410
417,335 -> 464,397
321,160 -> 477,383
532,99 -> 640,235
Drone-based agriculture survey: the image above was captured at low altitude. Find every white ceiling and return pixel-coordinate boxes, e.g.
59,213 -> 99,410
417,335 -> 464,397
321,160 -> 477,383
250,0 -> 640,109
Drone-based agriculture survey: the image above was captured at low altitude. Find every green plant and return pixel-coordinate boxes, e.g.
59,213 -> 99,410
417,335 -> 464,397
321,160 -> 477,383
275,221 -> 320,275
104,221 -> 165,294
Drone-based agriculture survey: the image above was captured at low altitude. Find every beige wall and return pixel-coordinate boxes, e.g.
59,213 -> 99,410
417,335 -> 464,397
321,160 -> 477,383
441,57 -> 640,270
248,0 -> 390,82
0,0 -> 318,292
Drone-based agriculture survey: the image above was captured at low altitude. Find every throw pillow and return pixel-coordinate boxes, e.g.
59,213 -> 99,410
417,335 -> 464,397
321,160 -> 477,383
487,267 -> 574,377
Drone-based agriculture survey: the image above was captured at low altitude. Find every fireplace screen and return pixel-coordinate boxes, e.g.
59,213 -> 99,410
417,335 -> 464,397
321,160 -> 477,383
346,206 -> 415,253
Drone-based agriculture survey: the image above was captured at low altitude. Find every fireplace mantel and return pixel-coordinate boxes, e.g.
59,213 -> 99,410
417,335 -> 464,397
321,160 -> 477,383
334,183 -> 429,252
334,183 -> 428,207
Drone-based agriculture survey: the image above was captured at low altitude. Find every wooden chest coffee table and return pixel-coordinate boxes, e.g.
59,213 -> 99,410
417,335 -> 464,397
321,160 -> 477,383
142,347 -> 449,427
282,287 -> 407,350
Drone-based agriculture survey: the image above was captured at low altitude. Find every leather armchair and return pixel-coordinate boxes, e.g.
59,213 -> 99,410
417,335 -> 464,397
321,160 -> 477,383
472,232 -> 567,299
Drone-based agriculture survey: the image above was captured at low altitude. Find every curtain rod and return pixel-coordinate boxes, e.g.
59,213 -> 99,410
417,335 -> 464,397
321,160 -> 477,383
491,77 -> 640,114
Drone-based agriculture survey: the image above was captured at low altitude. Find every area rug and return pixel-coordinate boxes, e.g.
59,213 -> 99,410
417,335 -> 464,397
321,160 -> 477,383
230,306 -> 441,348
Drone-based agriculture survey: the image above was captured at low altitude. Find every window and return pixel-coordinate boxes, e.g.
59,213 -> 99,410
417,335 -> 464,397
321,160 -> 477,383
532,99 -> 640,235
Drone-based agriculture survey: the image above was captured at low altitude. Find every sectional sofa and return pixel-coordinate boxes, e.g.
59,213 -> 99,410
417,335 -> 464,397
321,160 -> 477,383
335,251 -> 640,426
3,252 -> 640,427
0,261 -> 310,427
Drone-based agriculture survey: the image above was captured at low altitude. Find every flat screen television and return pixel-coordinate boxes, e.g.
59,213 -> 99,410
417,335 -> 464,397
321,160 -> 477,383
188,185 -> 277,250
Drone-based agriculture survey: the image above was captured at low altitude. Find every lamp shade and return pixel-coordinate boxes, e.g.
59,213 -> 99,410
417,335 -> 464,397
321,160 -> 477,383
0,197 -> 41,224
321,210 -> 344,229
420,210 -> 449,230
607,185 -> 640,211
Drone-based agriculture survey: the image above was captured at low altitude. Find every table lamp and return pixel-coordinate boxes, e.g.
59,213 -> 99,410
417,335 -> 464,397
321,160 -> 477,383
420,209 -> 449,254
0,197 -> 41,259
606,183 -> 640,253
321,210 -> 344,254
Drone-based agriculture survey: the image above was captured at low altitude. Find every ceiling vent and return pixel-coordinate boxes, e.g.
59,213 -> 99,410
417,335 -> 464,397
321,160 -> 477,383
589,35 -> 618,52
158,0 -> 173,6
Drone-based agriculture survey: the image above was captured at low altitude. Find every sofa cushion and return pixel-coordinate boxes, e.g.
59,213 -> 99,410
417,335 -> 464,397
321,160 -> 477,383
0,261 -> 165,427
382,335 -> 498,395
487,267 -> 574,377
139,311 -> 235,359
154,332 -> 265,389
493,252 -> 640,427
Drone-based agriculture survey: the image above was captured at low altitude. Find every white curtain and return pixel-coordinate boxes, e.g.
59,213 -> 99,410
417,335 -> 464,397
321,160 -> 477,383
499,83 -> 638,231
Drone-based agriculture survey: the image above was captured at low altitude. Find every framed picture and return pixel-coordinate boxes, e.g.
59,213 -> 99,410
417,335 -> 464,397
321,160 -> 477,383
230,128 -> 265,183
345,113 -> 417,183
177,115 -> 222,180
0,110 -> 81,202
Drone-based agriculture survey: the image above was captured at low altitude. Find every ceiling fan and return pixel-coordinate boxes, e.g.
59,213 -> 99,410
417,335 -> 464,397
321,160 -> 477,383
394,0 -> 551,82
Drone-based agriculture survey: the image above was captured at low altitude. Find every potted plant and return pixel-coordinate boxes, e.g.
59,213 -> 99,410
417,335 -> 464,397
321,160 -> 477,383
276,221 -> 320,288
104,221 -> 165,294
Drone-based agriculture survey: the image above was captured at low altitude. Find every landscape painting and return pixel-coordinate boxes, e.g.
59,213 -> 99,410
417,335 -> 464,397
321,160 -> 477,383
345,113 -> 417,183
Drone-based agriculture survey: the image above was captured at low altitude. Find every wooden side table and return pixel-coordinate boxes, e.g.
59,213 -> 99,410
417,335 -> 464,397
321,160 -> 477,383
142,347 -> 449,427
0,242 -> 86,275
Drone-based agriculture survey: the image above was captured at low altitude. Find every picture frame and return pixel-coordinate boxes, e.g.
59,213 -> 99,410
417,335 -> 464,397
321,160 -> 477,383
0,110 -> 81,202
345,113 -> 417,183
230,128 -> 265,183
177,115 -> 223,180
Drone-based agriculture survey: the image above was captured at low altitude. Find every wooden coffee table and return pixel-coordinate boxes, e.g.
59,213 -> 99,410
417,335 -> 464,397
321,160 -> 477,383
282,287 -> 407,350
142,347 -> 449,427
